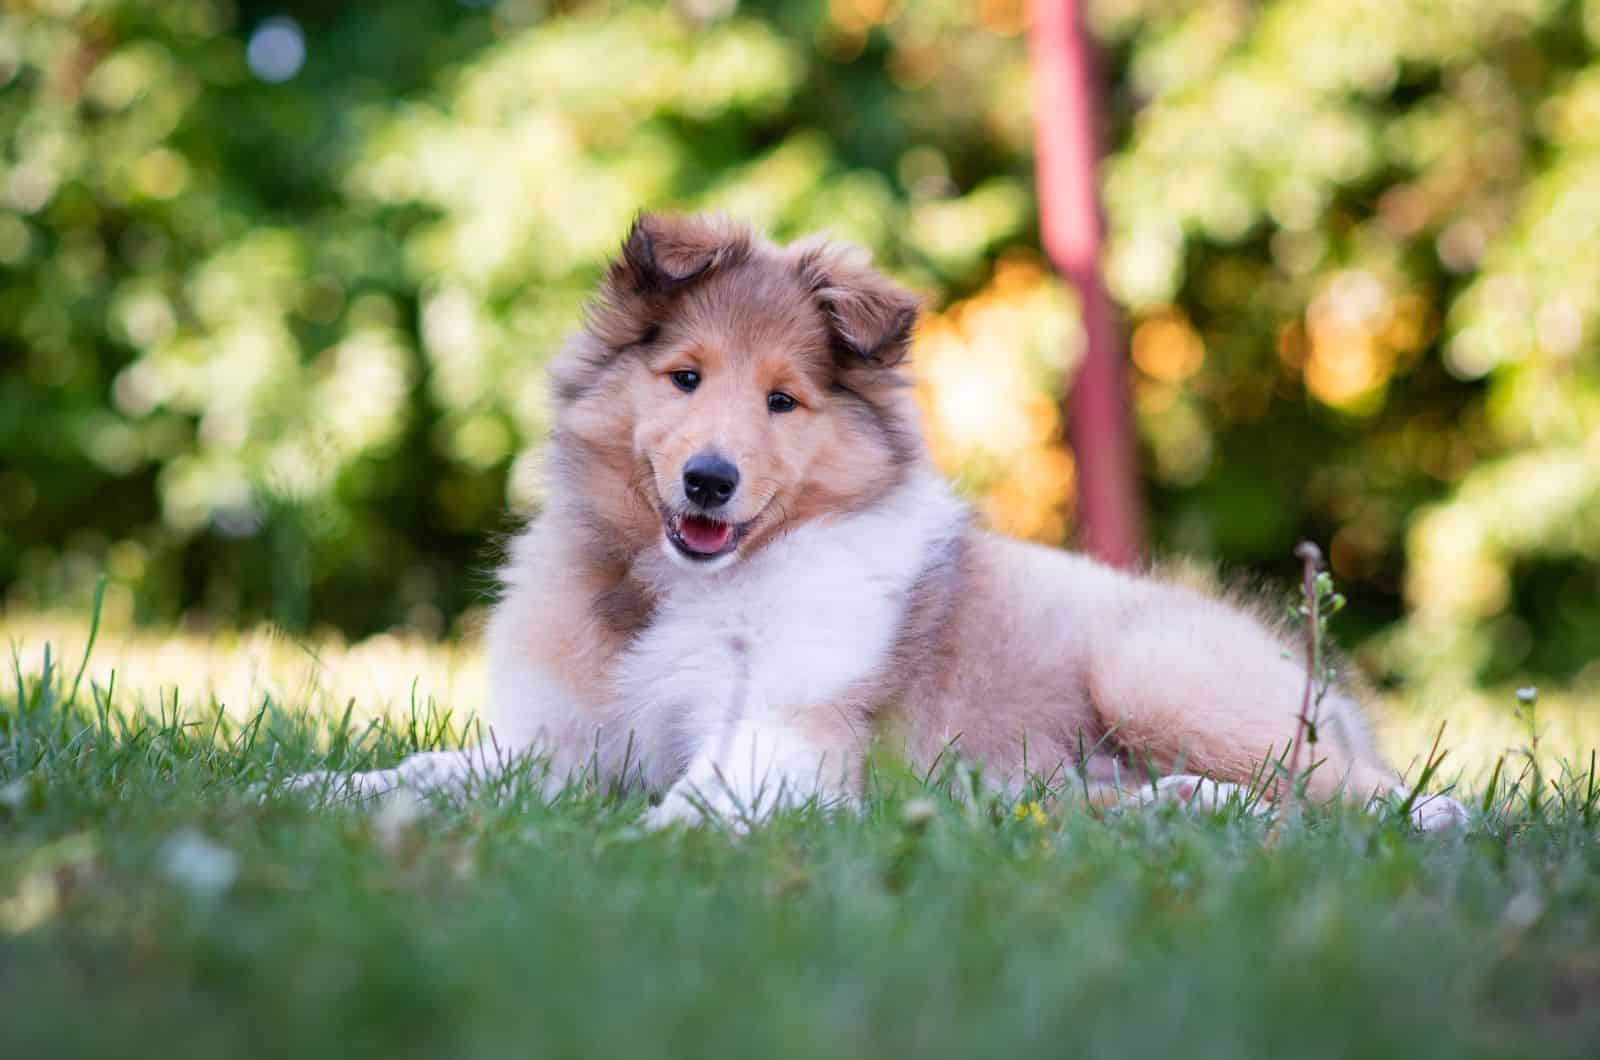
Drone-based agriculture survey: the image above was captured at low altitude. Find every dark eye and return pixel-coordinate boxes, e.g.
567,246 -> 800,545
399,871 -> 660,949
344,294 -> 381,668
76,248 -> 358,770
670,370 -> 700,393
767,391 -> 797,413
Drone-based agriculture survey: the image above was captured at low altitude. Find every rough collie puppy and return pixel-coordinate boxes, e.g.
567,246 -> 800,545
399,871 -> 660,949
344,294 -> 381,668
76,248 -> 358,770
301,213 -> 1465,830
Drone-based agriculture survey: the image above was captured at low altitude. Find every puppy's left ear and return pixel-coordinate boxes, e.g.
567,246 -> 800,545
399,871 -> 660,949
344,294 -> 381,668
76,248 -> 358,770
794,240 -> 921,368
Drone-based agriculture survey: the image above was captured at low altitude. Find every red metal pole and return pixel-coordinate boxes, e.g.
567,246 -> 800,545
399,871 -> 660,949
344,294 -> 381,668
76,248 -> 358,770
1028,0 -> 1143,568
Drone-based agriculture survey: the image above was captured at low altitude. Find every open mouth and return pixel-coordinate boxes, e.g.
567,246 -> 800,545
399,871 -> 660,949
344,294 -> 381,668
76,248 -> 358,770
665,511 -> 737,561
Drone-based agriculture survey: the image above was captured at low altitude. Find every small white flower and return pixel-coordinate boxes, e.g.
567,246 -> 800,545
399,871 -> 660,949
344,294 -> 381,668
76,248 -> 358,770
0,872 -> 57,933
159,829 -> 238,899
1501,891 -> 1543,933
0,778 -> 27,812
902,798 -> 938,827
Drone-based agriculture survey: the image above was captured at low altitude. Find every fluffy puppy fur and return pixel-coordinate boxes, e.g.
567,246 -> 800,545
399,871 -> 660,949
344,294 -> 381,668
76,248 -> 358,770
302,213 -> 1465,830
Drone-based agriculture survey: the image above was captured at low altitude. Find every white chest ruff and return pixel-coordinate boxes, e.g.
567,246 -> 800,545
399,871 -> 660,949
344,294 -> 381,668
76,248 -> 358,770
614,470 -> 962,785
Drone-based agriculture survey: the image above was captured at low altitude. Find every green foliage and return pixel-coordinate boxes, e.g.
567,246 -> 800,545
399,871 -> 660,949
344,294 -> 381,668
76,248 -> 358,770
1,1 -> 1596,702
0,0 -> 1037,637
1094,0 -> 1600,697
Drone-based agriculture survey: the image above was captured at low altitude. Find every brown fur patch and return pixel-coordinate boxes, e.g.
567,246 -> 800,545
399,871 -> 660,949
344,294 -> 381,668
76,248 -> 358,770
594,575 -> 655,638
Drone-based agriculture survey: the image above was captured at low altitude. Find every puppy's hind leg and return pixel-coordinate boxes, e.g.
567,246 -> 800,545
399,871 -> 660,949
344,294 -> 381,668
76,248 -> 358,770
1084,591 -> 1469,829
1084,591 -> 1398,808
1067,753 -> 1268,816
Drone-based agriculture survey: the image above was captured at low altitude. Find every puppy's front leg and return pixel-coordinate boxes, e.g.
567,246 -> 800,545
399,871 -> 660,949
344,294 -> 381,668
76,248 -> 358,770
282,742 -> 519,802
645,716 -> 856,830
281,657 -> 606,804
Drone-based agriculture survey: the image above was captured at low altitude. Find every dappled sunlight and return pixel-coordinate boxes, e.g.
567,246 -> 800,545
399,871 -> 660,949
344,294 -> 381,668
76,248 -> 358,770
1378,685 -> 1600,788
913,255 -> 1080,540
1297,272 -> 1432,413
5,614 -> 487,737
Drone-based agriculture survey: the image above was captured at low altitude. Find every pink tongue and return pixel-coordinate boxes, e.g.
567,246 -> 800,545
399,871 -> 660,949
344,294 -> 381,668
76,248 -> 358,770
679,515 -> 733,554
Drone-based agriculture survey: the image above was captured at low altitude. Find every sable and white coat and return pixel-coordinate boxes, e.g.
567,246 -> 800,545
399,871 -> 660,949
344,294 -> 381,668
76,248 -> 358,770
299,214 -> 1466,831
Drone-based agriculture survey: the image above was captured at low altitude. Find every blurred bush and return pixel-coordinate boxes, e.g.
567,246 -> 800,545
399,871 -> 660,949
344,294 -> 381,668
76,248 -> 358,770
1,0 -> 1596,705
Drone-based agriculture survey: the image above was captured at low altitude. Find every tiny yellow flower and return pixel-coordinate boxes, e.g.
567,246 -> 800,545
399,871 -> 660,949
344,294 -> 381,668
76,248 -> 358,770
1014,800 -> 1048,827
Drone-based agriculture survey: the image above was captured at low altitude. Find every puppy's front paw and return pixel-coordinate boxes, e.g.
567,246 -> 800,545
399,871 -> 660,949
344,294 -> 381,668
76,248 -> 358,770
643,771 -> 755,832
1130,775 -> 1268,815
1406,790 -> 1470,832
280,769 -> 400,802
644,777 -> 744,831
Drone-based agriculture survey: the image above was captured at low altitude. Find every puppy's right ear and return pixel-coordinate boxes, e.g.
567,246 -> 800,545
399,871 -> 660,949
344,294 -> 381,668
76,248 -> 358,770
586,213 -> 752,349
618,213 -> 737,293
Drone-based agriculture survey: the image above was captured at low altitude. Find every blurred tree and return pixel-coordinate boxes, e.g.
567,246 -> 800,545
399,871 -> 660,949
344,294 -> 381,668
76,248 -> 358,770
1092,0 -> 1600,708
0,0 -> 1595,711
1030,0 -> 1142,567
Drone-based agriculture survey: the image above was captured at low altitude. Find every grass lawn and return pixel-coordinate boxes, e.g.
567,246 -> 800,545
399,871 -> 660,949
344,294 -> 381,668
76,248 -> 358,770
4,620 -> 1600,1059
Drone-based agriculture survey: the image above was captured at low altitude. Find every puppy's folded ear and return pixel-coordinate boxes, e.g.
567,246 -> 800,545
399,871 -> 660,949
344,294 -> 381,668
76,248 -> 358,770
614,211 -> 752,296
794,239 -> 921,368
619,213 -> 744,292
587,213 -> 753,349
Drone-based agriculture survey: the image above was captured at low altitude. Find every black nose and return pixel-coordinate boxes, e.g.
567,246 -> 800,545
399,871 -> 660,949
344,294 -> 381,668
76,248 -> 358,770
682,452 -> 740,509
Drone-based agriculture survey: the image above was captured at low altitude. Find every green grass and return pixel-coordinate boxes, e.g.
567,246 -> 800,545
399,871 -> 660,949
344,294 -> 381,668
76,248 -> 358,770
4,629 -> 1600,1060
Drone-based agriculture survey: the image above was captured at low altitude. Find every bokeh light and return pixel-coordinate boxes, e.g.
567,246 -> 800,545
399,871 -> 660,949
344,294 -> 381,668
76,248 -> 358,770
247,17 -> 305,83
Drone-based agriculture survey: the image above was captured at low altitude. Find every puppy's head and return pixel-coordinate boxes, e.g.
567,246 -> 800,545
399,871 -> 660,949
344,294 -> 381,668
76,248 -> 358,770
551,212 -> 923,572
